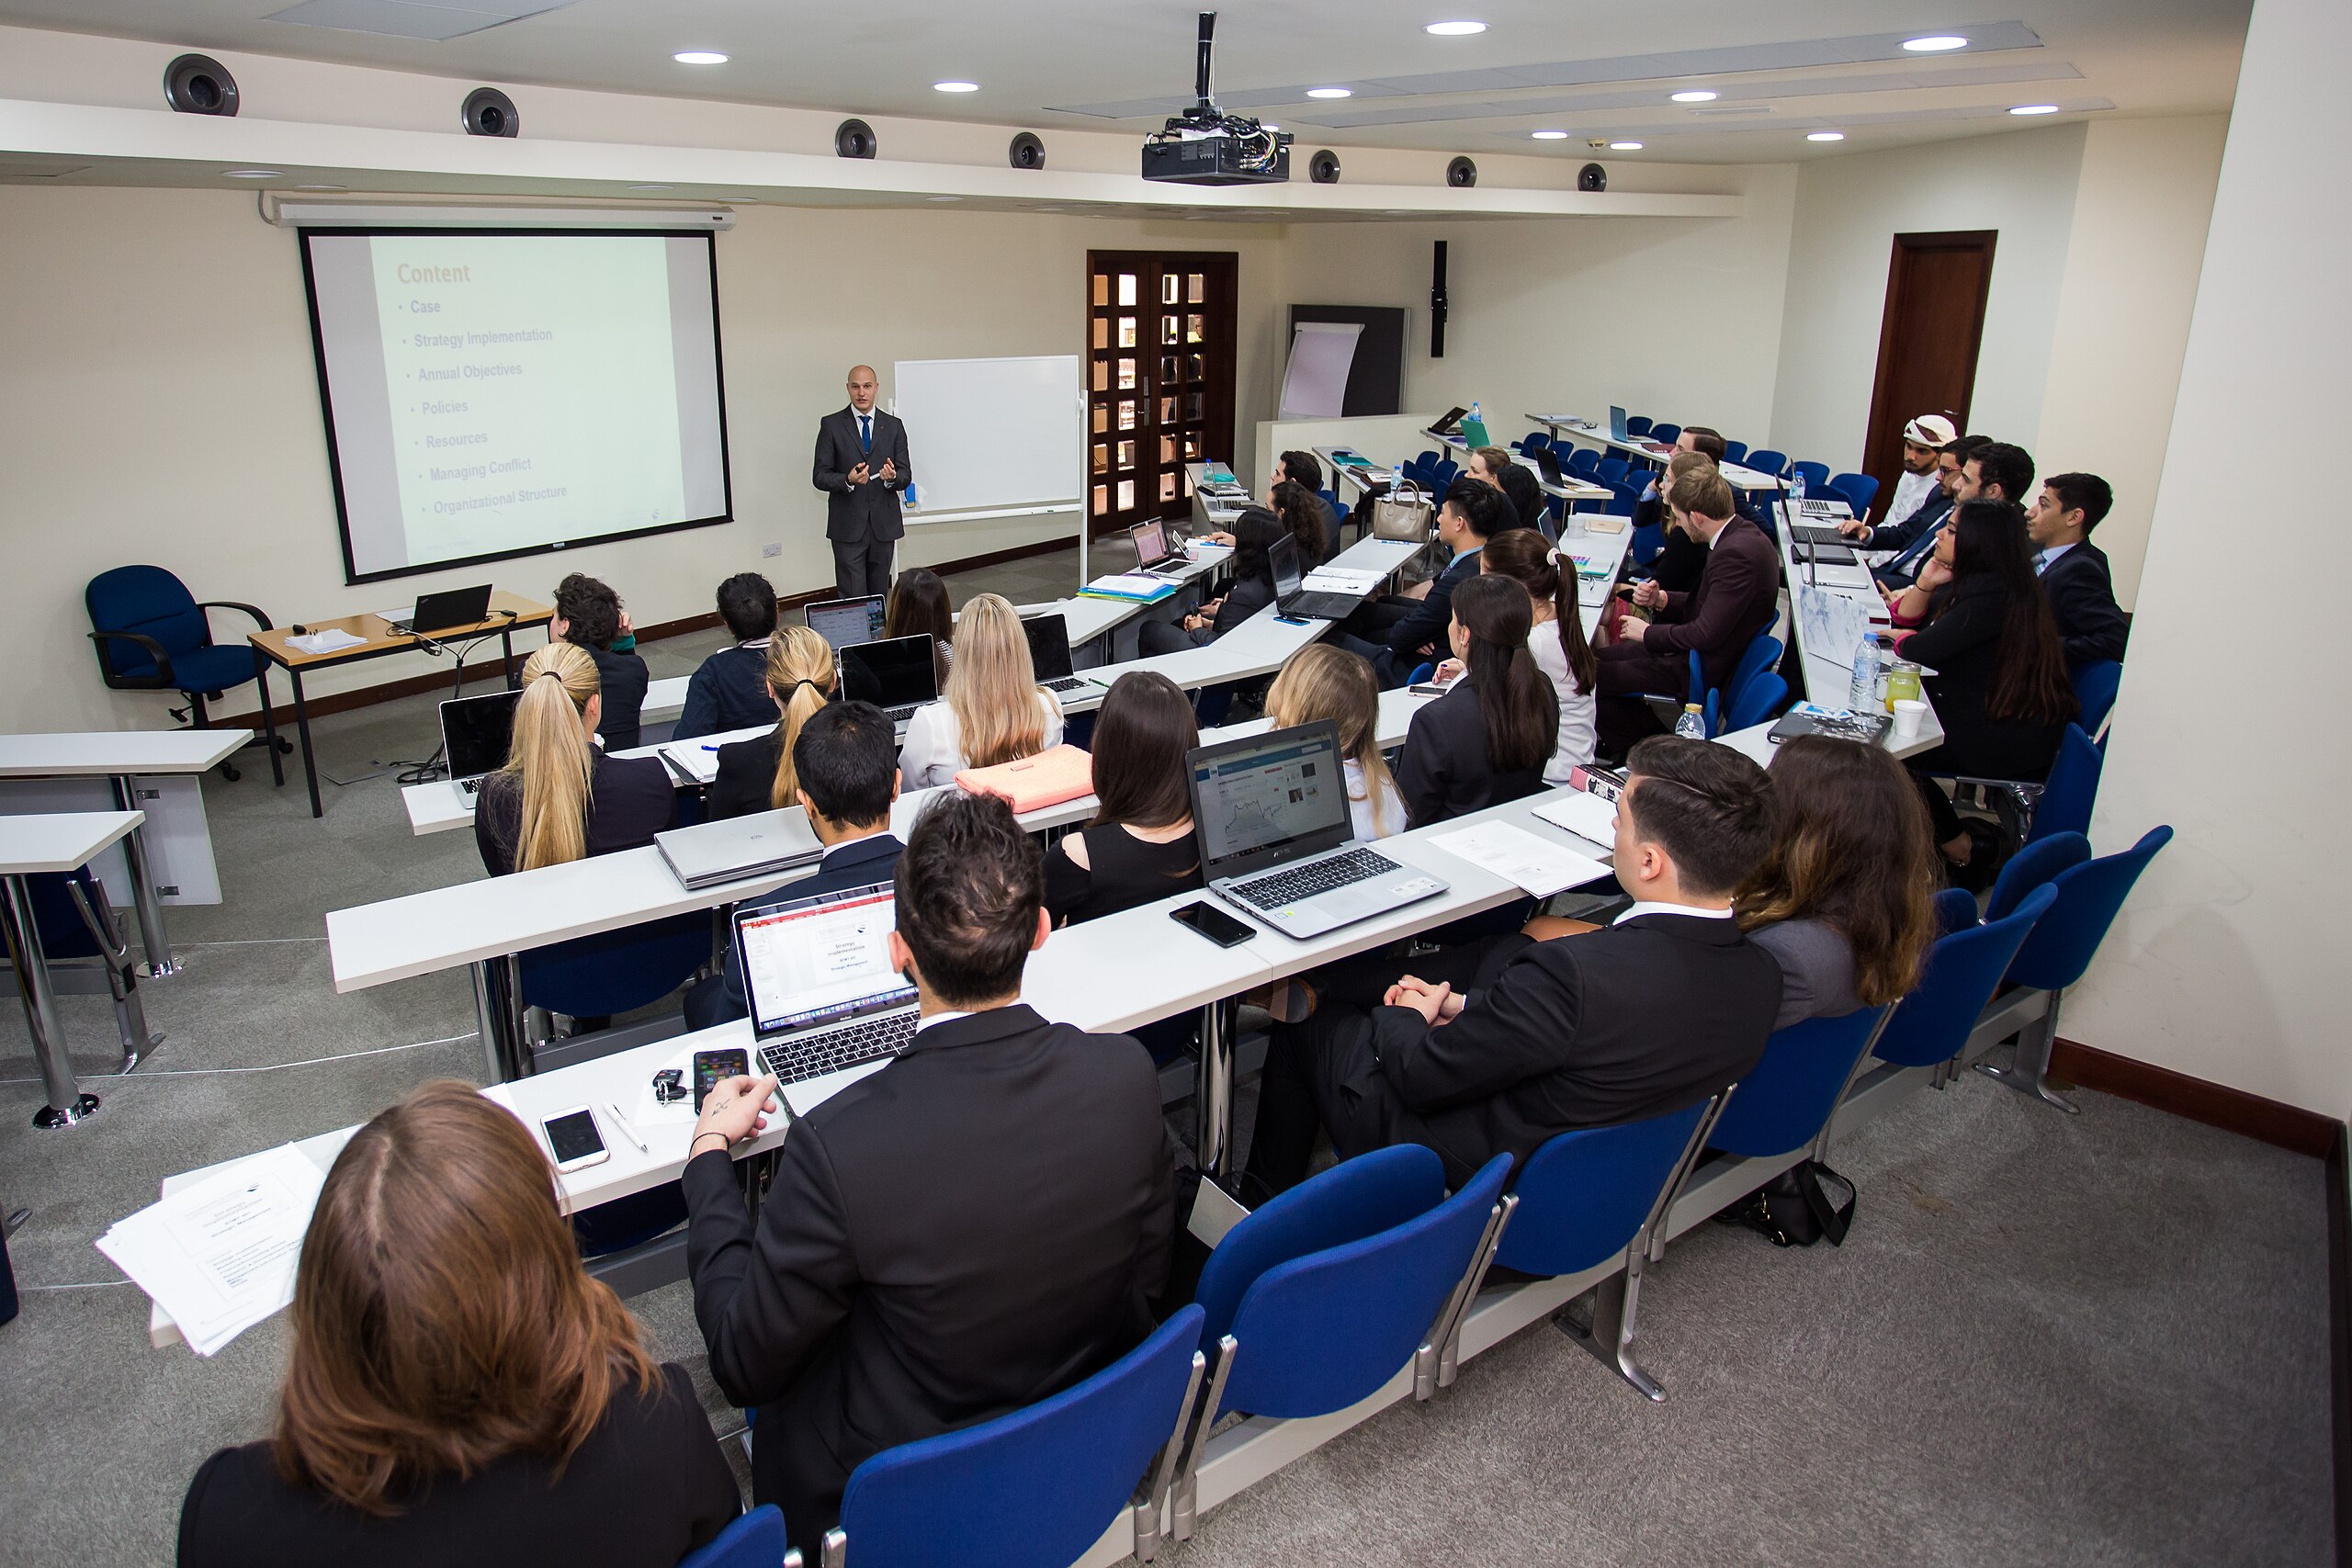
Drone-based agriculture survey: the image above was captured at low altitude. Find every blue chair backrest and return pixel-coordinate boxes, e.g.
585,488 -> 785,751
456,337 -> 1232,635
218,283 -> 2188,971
1649,423 -> 1682,446
1722,440 -> 1749,463
1629,522 -> 1663,563
1416,449 -> 1440,469
679,1505 -> 787,1568
836,1304 -> 1205,1568
1874,885 -> 2057,1069
1702,687 -> 1722,739
1789,460 -> 1830,490
1725,634 -> 1781,709
1624,415 -> 1653,437
1686,649 -> 1705,705
1566,446 -> 1601,476
1830,471 -> 1881,513
2071,659 -> 2122,734
1985,830 -> 2090,924
1520,430 -> 1551,452
1724,672 -> 1788,732
2007,826 -> 2173,993
1495,1100 -> 1709,1276
1744,449 -> 1788,479
1596,456 -> 1631,486
86,565 -> 208,680
1433,459 -> 1460,491
1931,886 -> 1978,938
1706,1007 -> 1890,1160
2026,726 -> 2103,846
519,910 -> 712,1018
1221,1154 -> 1510,1418
1194,1145 -> 1442,1347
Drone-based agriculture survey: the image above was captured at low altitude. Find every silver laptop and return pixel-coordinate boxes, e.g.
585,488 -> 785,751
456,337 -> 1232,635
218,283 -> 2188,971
1129,519 -> 1193,579
734,882 -> 919,1111
437,688 -> 521,810
1188,722 -> 1447,940
656,808 -> 824,891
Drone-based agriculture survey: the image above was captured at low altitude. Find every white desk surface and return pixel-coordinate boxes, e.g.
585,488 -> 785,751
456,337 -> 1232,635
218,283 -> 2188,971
1538,418 -> 1781,492
643,675 -> 689,727
0,809 -> 146,874
0,730 -> 250,778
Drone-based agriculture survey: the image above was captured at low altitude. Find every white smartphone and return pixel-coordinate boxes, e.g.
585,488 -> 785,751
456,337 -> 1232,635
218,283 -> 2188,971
541,1105 -> 609,1174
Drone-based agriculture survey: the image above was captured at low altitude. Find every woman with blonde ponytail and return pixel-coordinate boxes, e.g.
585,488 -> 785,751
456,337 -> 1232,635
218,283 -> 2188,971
473,642 -> 675,876
706,626 -> 839,821
898,592 -> 1064,787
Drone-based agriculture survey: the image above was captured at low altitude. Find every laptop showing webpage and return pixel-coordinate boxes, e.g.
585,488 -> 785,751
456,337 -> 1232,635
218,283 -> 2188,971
838,634 -> 938,722
806,594 -> 886,650
733,881 -> 920,1113
437,689 -> 522,807
1018,613 -> 1095,695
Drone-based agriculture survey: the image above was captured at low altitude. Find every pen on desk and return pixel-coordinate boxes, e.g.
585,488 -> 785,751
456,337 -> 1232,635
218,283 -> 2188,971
604,1102 -> 648,1153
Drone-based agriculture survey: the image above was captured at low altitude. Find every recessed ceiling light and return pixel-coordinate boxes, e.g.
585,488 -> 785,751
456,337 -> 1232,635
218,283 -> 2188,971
1425,20 -> 1487,36
1670,90 -> 1717,103
296,183 -> 347,190
1306,86 -> 1352,99
1608,141 -> 1644,152
1902,35 -> 1969,52
933,80 -> 980,93
1531,130 -> 1568,140
628,183 -> 675,190
2010,103 -> 2060,115
1806,131 -> 1845,142
673,51 -> 728,65
222,169 -> 281,178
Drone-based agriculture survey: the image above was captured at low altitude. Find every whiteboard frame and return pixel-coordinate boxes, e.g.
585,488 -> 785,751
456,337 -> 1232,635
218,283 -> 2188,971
890,354 -> 1089,581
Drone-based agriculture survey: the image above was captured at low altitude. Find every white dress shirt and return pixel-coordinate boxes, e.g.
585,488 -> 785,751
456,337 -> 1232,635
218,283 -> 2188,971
1526,618 -> 1600,784
898,691 -> 1067,789
1613,900 -> 1735,924
1343,757 -> 1407,840
2033,541 -> 2076,574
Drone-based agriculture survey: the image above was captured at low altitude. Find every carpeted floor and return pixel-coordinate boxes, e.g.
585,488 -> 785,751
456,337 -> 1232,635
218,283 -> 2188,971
0,546 -> 2333,1567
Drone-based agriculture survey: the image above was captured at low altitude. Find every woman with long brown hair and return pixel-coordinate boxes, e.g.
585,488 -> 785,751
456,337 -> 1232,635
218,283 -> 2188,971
1734,735 -> 1939,1026
1043,672 -> 1203,927
472,641 -> 673,876
1269,478 -> 1332,569
1397,573 -> 1557,827
1266,643 -> 1403,840
1476,529 -> 1598,781
177,1080 -> 739,1566
706,624 -> 838,820
898,592 -> 1064,787
884,566 -> 955,687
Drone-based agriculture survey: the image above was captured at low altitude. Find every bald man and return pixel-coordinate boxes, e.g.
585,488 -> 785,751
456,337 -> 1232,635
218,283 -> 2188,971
814,365 -> 913,597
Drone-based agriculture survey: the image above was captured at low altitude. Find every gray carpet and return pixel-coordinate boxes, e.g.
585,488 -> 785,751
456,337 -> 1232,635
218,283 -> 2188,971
0,545 -> 2333,1566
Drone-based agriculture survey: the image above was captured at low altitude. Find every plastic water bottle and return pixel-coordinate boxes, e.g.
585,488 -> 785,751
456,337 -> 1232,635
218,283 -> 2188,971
1468,400 -> 1483,426
1674,703 -> 1707,740
1849,634 -> 1880,713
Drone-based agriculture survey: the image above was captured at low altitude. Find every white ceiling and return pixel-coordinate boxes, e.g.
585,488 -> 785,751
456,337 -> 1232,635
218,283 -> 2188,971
0,0 -> 2247,164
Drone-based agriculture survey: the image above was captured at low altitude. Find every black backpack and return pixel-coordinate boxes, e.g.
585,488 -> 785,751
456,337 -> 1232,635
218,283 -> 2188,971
1717,1159 -> 1857,1247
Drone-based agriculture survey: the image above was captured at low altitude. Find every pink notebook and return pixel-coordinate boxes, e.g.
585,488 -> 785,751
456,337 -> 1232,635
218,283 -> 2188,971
954,744 -> 1096,814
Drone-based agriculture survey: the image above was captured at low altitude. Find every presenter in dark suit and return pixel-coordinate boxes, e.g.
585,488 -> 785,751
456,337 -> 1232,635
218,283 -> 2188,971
682,790 -> 1175,1561
814,364 -> 912,599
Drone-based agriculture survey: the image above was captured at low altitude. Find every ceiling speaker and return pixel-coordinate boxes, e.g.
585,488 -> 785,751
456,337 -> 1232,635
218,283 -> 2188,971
835,118 -> 877,160
461,87 -> 519,138
1308,149 -> 1341,185
1578,162 -> 1607,193
163,53 -> 239,117
1445,155 -> 1477,189
1008,131 -> 1046,170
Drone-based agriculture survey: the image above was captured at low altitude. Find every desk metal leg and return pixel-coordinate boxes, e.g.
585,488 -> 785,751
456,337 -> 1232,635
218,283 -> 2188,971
471,955 -> 531,1083
501,628 -> 518,689
255,664 -> 286,787
108,774 -> 179,977
469,961 -> 504,1085
290,667 -> 322,818
0,875 -> 98,1128
1193,998 -> 1235,1179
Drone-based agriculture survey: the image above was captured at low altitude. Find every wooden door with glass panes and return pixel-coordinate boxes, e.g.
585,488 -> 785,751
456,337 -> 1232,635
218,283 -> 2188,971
1084,252 -> 1238,537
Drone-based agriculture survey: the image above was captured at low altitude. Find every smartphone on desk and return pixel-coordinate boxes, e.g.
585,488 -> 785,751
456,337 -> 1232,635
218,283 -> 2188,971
541,1107 -> 609,1174
1171,900 -> 1255,949
692,1047 -> 751,1112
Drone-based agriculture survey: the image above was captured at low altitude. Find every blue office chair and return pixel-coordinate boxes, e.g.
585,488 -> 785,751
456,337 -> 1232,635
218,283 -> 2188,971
1744,449 -> 1788,479
1518,431 -> 1551,453
1724,633 -> 1783,712
2071,659 -> 2122,735
1788,460 -> 1831,491
2025,726 -> 2104,846
826,1305 -> 1208,1568
15,866 -> 159,1073
1432,459 -> 1461,492
1628,521 -> 1663,565
1829,472 -> 1880,514
1648,423 -> 1681,447
85,565 -> 285,784
1977,826 -> 2173,1113
1723,671 -> 1788,732
519,911 -> 713,1027
1706,1008 -> 1893,1166
1721,440 -> 1749,463
1984,830 -> 2090,924
1687,649 -> 1707,706
1566,446 -> 1602,477
1624,415 -> 1653,437
1497,1100 -> 1719,1401
681,1506 -> 795,1568
1596,457 -> 1632,487
1874,885 -> 2057,1072
1416,448 -> 1441,471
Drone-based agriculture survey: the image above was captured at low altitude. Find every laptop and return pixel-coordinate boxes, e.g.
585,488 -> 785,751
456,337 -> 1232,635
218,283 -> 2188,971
1429,406 -> 1468,438
1188,722 -> 1449,941
657,809 -> 824,891
838,633 -> 938,724
386,583 -> 493,637
733,882 -> 920,1111
1607,405 -> 1630,444
436,688 -> 521,807
1532,446 -> 1567,487
1788,523 -> 1860,552
1269,534 -> 1372,622
806,594 -> 886,649
1795,532 -> 1860,569
1129,520 -> 1193,579
1019,613 -> 1099,696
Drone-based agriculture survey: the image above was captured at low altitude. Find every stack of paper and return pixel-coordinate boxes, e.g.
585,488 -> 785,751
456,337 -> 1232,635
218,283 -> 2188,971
658,739 -> 722,785
288,628 -> 367,656
1301,566 -> 1384,595
1532,790 -> 1619,850
1430,821 -> 1611,897
97,1145 -> 327,1356
1080,573 -> 1179,604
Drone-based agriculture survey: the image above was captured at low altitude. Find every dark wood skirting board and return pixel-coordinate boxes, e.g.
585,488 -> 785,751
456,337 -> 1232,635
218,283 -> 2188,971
219,537 -> 1077,730
2050,1038 -> 2341,1158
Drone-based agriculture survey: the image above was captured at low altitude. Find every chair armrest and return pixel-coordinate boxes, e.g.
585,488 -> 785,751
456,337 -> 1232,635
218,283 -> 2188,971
87,629 -> 175,690
198,600 -> 273,632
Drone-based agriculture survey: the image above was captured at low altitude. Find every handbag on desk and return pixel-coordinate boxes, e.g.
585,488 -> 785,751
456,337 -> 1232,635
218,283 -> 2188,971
1370,480 -> 1434,543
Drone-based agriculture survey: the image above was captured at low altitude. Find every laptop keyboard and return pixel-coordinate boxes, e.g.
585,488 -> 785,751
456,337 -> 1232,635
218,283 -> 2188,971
1039,675 -> 1092,694
882,703 -> 921,723
1799,499 -> 1847,517
458,776 -> 481,795
1229,847 -> 1400,910
758,1010 -> 918,1087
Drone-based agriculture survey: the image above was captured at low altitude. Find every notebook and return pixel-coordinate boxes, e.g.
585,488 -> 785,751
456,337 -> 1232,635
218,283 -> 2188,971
954,744 -> 1097,814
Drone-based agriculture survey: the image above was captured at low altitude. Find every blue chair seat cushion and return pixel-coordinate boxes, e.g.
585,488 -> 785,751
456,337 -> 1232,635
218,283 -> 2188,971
111,640 -> 262,694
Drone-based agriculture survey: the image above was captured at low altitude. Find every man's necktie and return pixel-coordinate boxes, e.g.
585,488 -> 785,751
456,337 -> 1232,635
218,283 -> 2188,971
859,412 -> 872,454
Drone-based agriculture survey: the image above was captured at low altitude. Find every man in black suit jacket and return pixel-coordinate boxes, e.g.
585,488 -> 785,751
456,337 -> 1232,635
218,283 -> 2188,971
813,365 -> 913,599
683,790 -> 1174,1560
2028,472 -> 2129,666
1244,736 -> 1783,1191
1339,479 -> 1508,687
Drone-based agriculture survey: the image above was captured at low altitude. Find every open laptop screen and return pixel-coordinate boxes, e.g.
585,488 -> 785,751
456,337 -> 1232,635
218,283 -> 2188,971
736,883 -> 916,1035
1021,614 -> 1074,681
838,634 -> 938,710
440,689 -> 522,780
1268,533 -> 1304,601
1130,520 -> 1171,569
1189,722 -> 1350,874
806,595 -> 886,650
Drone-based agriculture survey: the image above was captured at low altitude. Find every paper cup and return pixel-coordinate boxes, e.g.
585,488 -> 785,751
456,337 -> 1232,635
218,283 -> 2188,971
1891,698 -> 1927,739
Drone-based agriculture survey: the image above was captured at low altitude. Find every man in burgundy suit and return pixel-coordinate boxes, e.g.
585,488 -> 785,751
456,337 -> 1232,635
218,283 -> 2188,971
1595,462 -> 1781,752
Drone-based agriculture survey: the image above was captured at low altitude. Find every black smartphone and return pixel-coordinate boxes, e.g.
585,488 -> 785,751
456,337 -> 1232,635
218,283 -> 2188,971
692,1047 -> 751,1112
1171,900 -> 1255,948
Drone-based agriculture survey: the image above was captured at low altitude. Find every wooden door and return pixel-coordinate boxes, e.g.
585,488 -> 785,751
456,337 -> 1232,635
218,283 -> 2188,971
1085,251 -> 1238,537
1860,231 -> 1996,511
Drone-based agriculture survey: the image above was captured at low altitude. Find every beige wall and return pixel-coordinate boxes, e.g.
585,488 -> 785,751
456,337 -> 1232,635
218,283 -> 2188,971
2064,0 -> 2348,1118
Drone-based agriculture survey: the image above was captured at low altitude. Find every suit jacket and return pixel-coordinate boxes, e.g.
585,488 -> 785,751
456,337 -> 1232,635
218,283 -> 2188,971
677,644 -> 775,740
1396,676 -> 1548,829
1869,489 -> 1953,588
1597,517 -> 1778,697
687,833 -> 904,1030
706,726 -> 788,822
1349,914 -> 1783,1189
1633,489 -> 1707,596
2038,541 -> 2129,667
1895,575 -> 2072,782
1383,545 -> 1482,662
684,1004 -> 1174,1560
813,406 -> 911,544
473,750 -> 675,877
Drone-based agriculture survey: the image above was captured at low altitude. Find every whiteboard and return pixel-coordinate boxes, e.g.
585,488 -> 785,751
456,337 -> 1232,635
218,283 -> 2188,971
892,355 -> 1085,517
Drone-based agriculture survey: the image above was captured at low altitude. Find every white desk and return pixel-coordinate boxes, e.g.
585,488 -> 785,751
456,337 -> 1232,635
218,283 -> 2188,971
1533,416 -> 1782,493
0,809 -> 143,1127
0,729 -> 249,975
1758,499 -> 1946,760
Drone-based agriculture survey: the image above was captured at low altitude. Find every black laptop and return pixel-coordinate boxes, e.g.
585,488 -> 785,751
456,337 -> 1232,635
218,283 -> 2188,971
1019,613 -> 1097,696
1269,535 -> 1369,622
1428,406 -> 1468,438
387,584 -> 492,637
436,688 -> 521,804
837,633 -> 939,723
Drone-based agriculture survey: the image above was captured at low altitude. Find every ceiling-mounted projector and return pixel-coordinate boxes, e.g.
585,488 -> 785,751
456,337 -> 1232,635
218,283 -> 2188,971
1141,12 -> 1292,186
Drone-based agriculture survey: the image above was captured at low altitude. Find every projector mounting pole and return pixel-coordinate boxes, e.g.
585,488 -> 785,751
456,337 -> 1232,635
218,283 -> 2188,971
1195,12 -> 1217,113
